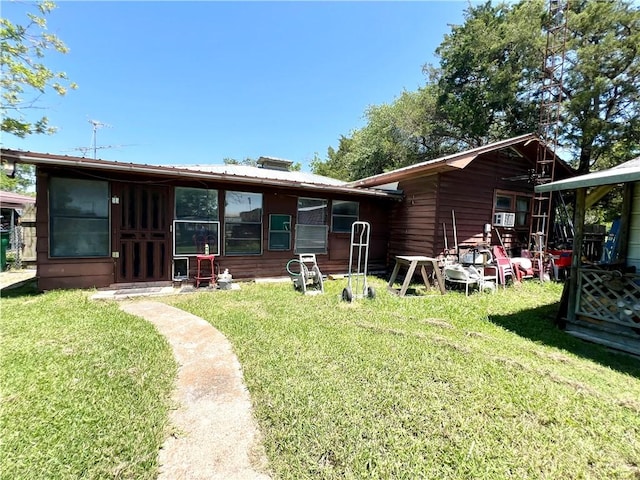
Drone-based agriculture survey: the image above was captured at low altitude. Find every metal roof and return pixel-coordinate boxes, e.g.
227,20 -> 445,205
0,190 -> 35,209
177,163 -> 347,186
347,133 -> 571,188
535,156 -> 640,192
0,149 -> 399,200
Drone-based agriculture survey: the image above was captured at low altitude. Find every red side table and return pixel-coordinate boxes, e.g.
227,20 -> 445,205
195,255 -> 216,288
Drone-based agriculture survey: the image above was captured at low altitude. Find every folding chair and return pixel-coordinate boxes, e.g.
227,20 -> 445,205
492,245 -> 515,287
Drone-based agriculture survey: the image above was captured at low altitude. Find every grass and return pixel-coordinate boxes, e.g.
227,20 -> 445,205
0,289 -> 176,480
170,277 -> 640,480
2,278 -> 639,479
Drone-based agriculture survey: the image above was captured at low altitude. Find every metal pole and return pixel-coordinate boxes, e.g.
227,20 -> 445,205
452,210 -> 458,259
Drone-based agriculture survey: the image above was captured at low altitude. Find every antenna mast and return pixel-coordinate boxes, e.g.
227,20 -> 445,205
529,0 -> 569,263
89,119 -> 110,159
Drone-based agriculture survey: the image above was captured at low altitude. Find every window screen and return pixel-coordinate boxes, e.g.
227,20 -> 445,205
49,177 -> 110,258
224,191 -> 263,255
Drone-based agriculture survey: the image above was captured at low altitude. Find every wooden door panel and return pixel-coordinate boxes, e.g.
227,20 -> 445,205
115,184 -> 170,283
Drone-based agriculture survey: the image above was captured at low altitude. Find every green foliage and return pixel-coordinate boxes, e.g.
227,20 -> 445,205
563,0 -> 640,172
310,136 -> 355,181
436,0 -> 544,146
223,157 -> 258,166
1,0 -> 77,138
316,0 -> 640,182
224,157 -> 301,172
313,87 -> 463,180
0,164 -> 35,193
436,0 -> 640,174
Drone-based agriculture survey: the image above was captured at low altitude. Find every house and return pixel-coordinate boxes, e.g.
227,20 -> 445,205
0,133 -> 574,291
536,156 -> 640,356
0,151 -> 399,290
348,133 -> 575,259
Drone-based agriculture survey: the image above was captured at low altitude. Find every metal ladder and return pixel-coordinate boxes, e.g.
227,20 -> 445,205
529,0 -> 570,268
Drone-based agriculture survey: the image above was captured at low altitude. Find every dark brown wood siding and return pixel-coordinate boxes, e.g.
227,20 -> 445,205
216,192 -> 391,280
388,175 -> 439,259
436,151 -> 539,254
34,166 -> 393,289
36,170 -> 116,290
384,150 -> 541,264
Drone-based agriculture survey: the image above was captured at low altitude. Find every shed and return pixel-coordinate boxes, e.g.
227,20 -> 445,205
536,156 -> 640,356
350,133 -> 576,259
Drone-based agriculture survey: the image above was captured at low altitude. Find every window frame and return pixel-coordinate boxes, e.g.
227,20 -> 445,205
295,197 -> 328,254
268,214 -> 291,251
172,220 -> 220,256
48,177 -> 110,258
331,200 -> 359,233
224,191 -> 263,256
174,186 -> 219,221
173,186 -> 220,257
493,189 -> 532,229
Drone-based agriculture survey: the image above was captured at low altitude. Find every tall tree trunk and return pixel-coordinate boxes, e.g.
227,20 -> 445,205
578,138 -> 593,174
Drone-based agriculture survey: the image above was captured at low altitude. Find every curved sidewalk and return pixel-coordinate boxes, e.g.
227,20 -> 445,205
120,301 -> 271,480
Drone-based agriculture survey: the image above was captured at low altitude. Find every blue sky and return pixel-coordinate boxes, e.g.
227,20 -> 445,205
3,1 -> 473,171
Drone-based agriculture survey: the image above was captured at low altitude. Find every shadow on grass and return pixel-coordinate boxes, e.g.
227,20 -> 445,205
489,302 -> 640,379
0,279 -> 41,299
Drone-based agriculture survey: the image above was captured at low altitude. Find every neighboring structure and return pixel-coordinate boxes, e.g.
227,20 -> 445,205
0,190 -> 36,264
348,133 -> 575,259
536,156 -> 640,356
0,134 -> 574,291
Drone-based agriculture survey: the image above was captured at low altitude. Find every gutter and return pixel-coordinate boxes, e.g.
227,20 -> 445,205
3,151 -> 401,200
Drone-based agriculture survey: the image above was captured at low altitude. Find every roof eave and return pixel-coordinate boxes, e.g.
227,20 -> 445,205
535,170 -> 640,192
1,150 -> 400,200
346,133 -> 540,188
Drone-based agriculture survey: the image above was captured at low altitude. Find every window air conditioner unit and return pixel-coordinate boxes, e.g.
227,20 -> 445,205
493,212 -> 515,227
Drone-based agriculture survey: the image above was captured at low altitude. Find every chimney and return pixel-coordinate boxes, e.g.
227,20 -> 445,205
257,156 -> 293,171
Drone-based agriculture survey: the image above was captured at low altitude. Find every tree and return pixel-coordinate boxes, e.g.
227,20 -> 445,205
313,86 -> 461,180
310,137 -> 354,181
436,0 -> 640,173
1,0 -> 77,138
224,157 -> 258,167
563,0 -> 640,173
0,164 -> 35,193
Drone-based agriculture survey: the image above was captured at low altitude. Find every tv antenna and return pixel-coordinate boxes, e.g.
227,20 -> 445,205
65,119 -> 136,158
89,119 -> 111,159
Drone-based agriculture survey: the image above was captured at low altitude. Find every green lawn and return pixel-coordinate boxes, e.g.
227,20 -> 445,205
0,289 -> 176,480
171,278 -> 640,480
2,279 -> 639,479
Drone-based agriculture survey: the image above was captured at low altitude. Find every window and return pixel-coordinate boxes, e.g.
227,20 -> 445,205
332,200 -> 359,233
224,191 -> 262,255
49,177 -> 110,257
174,187 -> 219,255
515,196 -> 531,227
493,190 -> 531,228
295,197 -> 328,254
269,214 -> 291,251
173,221 -> 219,255
175,187 -> 218,221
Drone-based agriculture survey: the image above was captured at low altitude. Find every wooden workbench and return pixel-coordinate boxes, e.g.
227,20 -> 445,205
387,255 -> 446,296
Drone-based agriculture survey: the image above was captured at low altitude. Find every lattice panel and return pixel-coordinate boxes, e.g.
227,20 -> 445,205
577,269 -> 640,332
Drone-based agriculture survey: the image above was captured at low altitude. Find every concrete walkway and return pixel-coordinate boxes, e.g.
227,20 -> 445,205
0,269 -> 36,291
120,301 -> 271,480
